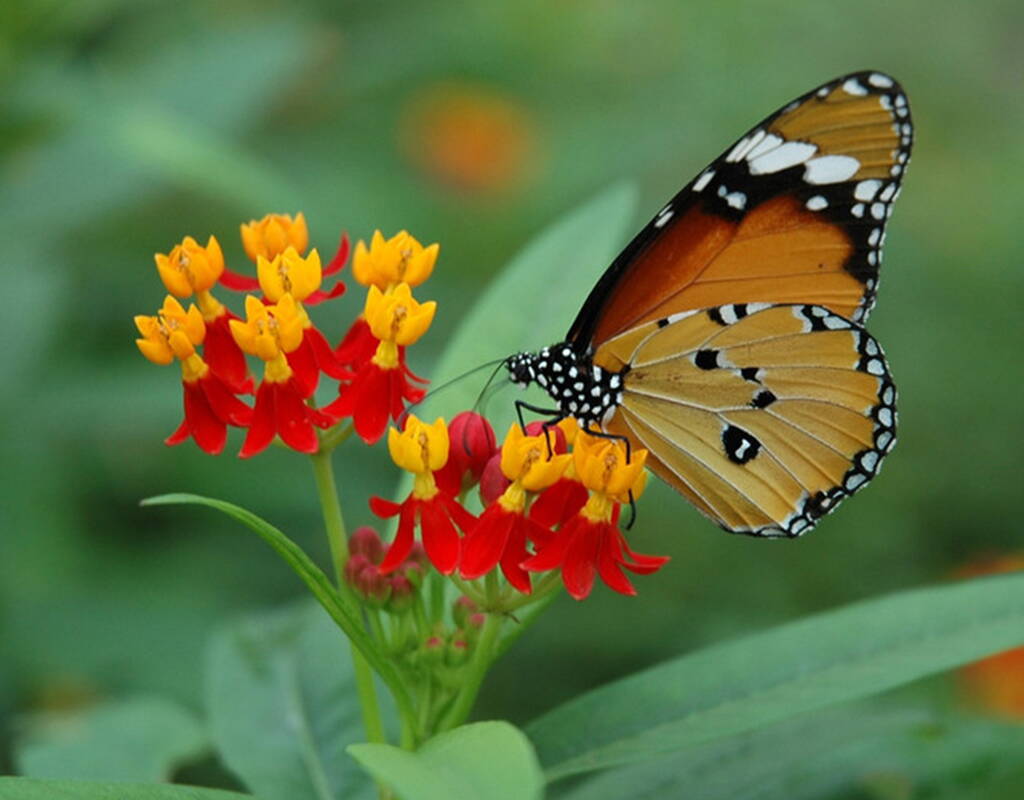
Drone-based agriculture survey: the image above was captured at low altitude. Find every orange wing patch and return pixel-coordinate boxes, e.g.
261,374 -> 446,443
568,70 -> 912,350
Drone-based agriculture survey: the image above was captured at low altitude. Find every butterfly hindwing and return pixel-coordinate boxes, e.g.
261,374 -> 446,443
596,303 -> 896,537
568,70 -> 912,348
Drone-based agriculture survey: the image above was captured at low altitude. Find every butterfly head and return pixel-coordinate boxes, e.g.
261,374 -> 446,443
504,352 -> 538,388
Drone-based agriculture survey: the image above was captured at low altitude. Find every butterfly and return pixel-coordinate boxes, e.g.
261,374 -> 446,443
505,71 -> 911,537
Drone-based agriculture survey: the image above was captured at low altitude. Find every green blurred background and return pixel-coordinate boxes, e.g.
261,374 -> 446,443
2,0 -> 1023,786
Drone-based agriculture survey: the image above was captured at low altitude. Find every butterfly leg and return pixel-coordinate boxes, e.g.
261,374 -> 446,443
580,425 -> 633,463
514,400 -> 564,458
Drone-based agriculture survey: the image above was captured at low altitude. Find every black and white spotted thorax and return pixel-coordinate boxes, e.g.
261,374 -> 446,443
505,345 -> 625,427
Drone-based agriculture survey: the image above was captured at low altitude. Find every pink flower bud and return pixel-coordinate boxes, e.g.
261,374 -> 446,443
435,411 -> 497,495
446,637 -> 470,666
452,595 -> 478,627
349,526 -> 385,563
387,573 -> 417,612
479,453 -> 510,506
525,421 -> 568,454
345,555 -> 391,606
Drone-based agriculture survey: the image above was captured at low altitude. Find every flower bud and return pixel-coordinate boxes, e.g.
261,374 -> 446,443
349,526 -> 385,563
344,555 -> 391,606
387,573 -> 417,613
422,635 -> 446,665
449,411 -> 498,479
525,421 -> 567,454
446,636 -> 470,666
479,453 -> 510,506
452,595 -> 478,628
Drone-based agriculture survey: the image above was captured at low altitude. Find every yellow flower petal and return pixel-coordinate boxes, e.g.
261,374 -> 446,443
498,424 -> 569,491
352,229 -> 438,289
241,213 -> 309,262
388,415 -> 450,476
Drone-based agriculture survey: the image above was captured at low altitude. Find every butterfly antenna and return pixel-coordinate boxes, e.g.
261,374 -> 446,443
399,357 -> 507,427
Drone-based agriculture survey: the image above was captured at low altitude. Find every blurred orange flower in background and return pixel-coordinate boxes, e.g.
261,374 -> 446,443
957,554 -> 1024,719
400,82 -> 538,194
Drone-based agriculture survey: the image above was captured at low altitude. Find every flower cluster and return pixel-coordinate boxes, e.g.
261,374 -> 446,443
135,216 -> 438,456
372,413 -> 669,600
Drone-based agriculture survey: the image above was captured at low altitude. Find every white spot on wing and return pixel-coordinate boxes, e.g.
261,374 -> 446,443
843,78 -> 868,96
748,141 -> 818,175
692,169 -> 714,192
805,195 -> 828,211
854,179 -> 882,201
744,132 -> 783,161
804,155 -> 860,184
868,73 -> 894,88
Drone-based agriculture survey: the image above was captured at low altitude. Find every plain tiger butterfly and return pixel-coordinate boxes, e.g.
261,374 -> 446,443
505,71 -> 911,537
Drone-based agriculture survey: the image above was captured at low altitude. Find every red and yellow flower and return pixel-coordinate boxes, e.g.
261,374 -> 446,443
135,296 -> 252,454
460,424 -> 571,593
369,416 -> 476,575
229,294 -> 335,457
524,432 -> 668,600
326,282 -> 434,444
336,230 -> 438,370
154,235 -> 252,393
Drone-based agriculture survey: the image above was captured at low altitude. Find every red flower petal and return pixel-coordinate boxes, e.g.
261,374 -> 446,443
419,496 -> 461,575
199,372 -> 253,427
499,515 -> 538,594
370,496 -> 403,518
287,337 -> 320,397
595,525 -> 638,597
183,380 -> 227,455
529,478 -> 588,529
305,325 -> 350,381
335,317 -> 377,369
239,381 -> 278,458
204,312 -> 253,394
274,378 -> 319,453
165,419 -> 190,446
460,505 -> 516,580
440,492 -> 477,532
379,499 -> 417,573
323,233 -> 350,276
561,519 -> 602,600
304,280 -> 347,305
218,268 -> 261,292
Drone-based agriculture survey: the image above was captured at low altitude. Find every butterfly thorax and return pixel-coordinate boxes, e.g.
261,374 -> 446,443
505,344 -> 625,428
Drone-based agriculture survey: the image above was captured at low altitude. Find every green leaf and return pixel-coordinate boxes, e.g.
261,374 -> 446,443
14,696 -> 207,782
206,602 -> 380,800
0,778 -> 252,800
140,493 -> 407,708
348,721 -> 543,800
557,704 -> 1024,800
418,183 -> 637,431
528,572 -> 1024,780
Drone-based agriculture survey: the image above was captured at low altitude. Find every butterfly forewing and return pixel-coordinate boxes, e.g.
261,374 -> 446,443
567,70 -> 912,348
597,303 -> 896,537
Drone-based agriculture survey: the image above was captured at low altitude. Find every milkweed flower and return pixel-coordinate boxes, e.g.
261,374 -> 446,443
255,247 -> 348,394
135,296 -> 252,454
241,212 -> 309,262
525,420 -> 588,528
524,433 -> 668,600
220,214 -> 349,306
154,235 -> 252,393
369,416 -> 476,575
460,424 -> 571,593
353,230 -> 438,290
335,230 -> 439,371
229,295 -> 336,457
326,282 -> 434,444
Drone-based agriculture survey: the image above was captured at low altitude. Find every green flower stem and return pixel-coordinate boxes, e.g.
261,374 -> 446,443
319,421 -> 355,453
436,611 -> 504,732
309,448 -> 389,751
496,585 -> 560,660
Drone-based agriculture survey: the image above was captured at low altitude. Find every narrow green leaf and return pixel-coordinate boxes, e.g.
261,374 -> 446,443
14,696 -> 207,782
528,573 -> 1024,779
418,183 -> 637,431
558,704 -> 1024,800
0,778 -> 252,800
207,603 -> 379,800
141,494 -> 406,709
348,721 -> 543,800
